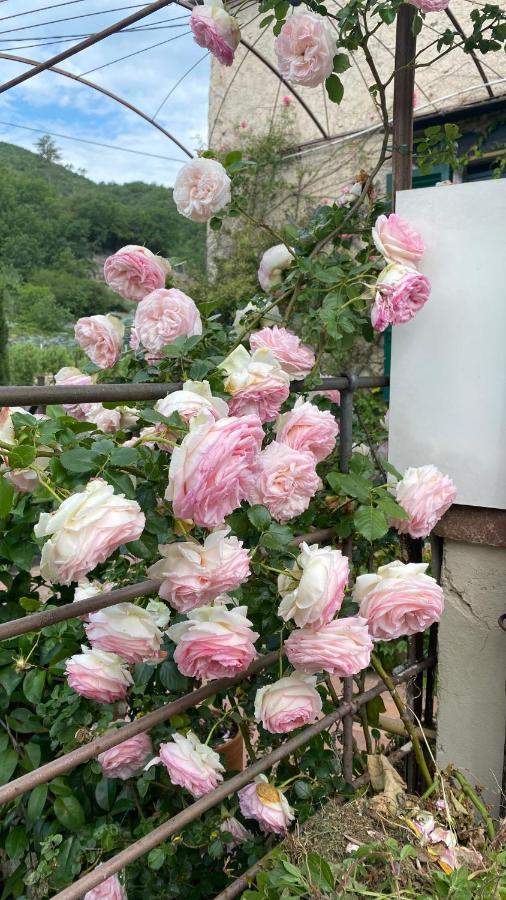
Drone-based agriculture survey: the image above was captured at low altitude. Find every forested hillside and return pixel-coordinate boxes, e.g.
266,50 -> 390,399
0,141 -> 206,384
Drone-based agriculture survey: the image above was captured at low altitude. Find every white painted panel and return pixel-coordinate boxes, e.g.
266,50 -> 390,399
388,179 -> 506,509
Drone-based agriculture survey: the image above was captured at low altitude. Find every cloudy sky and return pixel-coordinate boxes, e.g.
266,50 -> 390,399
0,1 -> 210,185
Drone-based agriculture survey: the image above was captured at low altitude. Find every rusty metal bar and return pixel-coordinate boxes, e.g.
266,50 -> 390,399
0,650 -> 280,806
51,657 -> 435,900
0,376 -> 389,407
0,578 -> 162,642
0,0 -> 175,97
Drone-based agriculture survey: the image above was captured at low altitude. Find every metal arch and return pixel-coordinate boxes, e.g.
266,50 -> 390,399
0,51 -> 193,158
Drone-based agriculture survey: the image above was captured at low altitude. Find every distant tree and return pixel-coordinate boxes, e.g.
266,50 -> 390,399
35,135 -> 62,164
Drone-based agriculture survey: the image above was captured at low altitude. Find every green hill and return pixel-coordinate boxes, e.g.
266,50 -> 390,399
0,140 -> 207,384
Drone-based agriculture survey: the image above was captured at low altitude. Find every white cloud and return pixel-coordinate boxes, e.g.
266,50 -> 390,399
0,1 -> 210,185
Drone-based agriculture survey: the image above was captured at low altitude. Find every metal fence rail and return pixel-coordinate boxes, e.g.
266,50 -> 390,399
0,372 -> 437,899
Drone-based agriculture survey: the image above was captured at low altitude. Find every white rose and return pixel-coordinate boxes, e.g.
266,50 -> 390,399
173,157 -> 231,222
155,380 -> 228,424
353,560 -> 429,602
85,602 -> 163,664
277,542 -> 349,628
34,478 -> 145,586
86,403 -> 122,433
232,301 -> 282,334
219,345 -> 289,395
257,244 -> 293,292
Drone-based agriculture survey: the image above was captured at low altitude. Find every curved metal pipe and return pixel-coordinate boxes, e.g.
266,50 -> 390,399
0,51 -> 193,158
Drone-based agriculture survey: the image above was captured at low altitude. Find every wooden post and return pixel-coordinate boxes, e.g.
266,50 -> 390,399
391,4 -> 417,203
391,3 -> 420,790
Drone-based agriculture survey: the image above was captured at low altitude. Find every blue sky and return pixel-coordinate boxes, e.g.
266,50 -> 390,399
0,1 -> 210,185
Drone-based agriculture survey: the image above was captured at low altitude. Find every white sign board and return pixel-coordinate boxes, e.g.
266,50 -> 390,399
388,179 -> 506,510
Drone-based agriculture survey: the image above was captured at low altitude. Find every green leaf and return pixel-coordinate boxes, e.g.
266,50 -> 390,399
247,504 -> 272,532
148,847 -> 166,870
23,668 -> 46,705
95,778 -> 117,812
366,694 -> 386,727
375,492 -> 409,520
259,14 -> 274,26
159,659 -> 190,692
110,446 -> 139,466
325,74 -> 344,104
210,216 -> 222,231
0,748 -> 18,785
260,523 -> 294,551
327,472 -> 371,503
354,505 -> 389,541
8,446 -> 36,468
54,796 -> 85,832
27,783 -> 48,821
293,780 -> 312,799
412,11 -> 423,35
8,706 -> 47,733
274,0 -> 289,19
5,826 -> 27,859
104,470 -> 136,500
19,596 -> 42,612
59,448 -> 97,473
379,6 -> 396,24
24,741 -> 41,770
333,52 -> 351,73
224,150 -> 242,168
0,476 -> 14,518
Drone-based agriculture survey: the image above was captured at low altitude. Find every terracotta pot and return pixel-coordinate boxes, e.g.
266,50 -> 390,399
215,730 -> 245,772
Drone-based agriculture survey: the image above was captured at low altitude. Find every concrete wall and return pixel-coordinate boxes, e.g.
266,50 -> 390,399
437,540 -> 506,816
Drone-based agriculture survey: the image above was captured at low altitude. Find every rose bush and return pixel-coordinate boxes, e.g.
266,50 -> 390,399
9,0 -> 504,889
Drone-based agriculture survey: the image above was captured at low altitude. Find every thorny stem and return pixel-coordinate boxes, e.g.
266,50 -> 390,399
205,709 -> 231,746
370,653 -> 433,789
228,692 -> 257,764
28,465 -> 66,502
325,675 -> 341,707
452,769 -> 496,841
357,671 -> 373,755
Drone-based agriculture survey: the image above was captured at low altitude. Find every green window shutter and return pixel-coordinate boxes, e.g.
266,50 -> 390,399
383,163 -> 450,396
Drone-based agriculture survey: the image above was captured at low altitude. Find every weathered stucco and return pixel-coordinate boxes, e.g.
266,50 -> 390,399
437,540 -> 506,816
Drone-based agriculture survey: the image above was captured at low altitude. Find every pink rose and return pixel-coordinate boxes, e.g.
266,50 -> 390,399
65,646 -> 133,704
257,245 -> 293,292
220,816 -> 253,847
371,263 -> 431,332
148,528 -> 250,612
354,560 -> 444,640
254,672 -> 321,733
238,775 -> 294,833
220,345 -> 290,424
190,0 -> 240,66
173,157 -> 231,222
85,602 -> 163,664
409,0 -> 449,10
277,542 -> 349,628
75,314 -> 124,370
392,465 -> 457,538
34,478 -> 145,585
155,380 -> 228,423
285,617 -> 373,676
54,367 -> 95,420
167,603 -> 259,681
152,731 -> 224,798
103,245 -> 169,303
275,398 -> 338,462
85,403 -> 122,434
133,288 -> 202,358
98,733 -> 153,780
249,441 -> 321,523
275,12 -> 335,88
372,214 -> 425,266
250,327 -> 315,380
84,874 -> 127,900
166,414 -> 263,528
